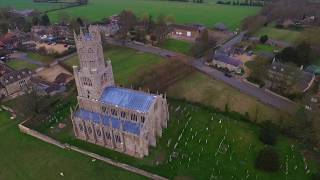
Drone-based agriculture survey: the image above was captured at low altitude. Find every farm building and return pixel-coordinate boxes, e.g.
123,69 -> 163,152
211,51 -> 243,74
169,24 -> 206,42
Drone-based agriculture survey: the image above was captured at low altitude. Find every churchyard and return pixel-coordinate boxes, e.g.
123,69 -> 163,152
2,45 -> 317,179
28,98 -> 317,179
0,110 -> 146,180
0,0 -> 260,30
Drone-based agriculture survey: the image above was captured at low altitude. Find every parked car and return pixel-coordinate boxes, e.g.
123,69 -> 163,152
224,73 -> 232,78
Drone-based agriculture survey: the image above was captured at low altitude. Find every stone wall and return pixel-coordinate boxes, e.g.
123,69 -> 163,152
18,121 -> 168,180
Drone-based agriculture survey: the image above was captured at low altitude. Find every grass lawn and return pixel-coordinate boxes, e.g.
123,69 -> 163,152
255,27 -> 301,43
0,110 -> 145,180
27,52 -> 55,65
253,44 -> 277,53
64,46 -> 165,85
160,39 -> 192,55
0,0 -> 260,30
167,71 -> 293,124
39,99 -> 317,179
6,59 -> 39,70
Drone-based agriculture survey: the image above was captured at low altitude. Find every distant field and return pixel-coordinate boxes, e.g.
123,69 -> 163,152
160,39 -> 192,55
255,27 -> 301,43
0,0 -> 260,30
0,111 -> 145,180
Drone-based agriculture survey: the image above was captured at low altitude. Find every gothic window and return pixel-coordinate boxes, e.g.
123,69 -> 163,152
101,106 -> 107,113
111,109 -> 117,116
154,102 -> 158,110
96,129 -> 102,137
79,124 -> 84,132
141,116 -> 145,123
87,126 -> 92,134
131,114 -> 137,121
120,111 -> 126,118
105,132 -> 111,140
18,80 -> 27,88
88,48 -> 93,53
81,77 -> 92,86
115,134 -> 121,143
101,73 -> 108,84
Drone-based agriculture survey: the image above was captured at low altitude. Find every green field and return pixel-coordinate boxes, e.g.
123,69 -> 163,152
64,46 -> 164,85
253,44 -> 277,53
255,27 -> 301,43
160,38 -> 192,54
0,110 -> 145,180
6,59 -> 39,70
39,99 -> 317,179
0,0 -> 260,30
27,52 -> 55,65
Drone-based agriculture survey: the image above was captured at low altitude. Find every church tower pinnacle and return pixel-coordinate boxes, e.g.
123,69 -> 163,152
73,27 -> 115,100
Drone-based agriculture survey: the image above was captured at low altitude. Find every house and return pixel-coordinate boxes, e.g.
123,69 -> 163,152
0,32 -> 19,50
0,64 -> 34,97
88,24 -> 119,37
169,24 -> 206,42
31,25 -> 72,42
266,62 -> 315,93
31,77 -> 66,96
211,51 -> 243,73
71,28 -> 169,158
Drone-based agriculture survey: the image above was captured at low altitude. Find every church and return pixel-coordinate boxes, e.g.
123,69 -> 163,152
70,26 -> 169,158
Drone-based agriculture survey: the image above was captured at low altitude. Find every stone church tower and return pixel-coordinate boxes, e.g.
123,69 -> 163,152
73,28 -> 114,100
71,26 -> 169,158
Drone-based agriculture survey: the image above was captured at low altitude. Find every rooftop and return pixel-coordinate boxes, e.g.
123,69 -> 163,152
74,109 -> 142,135
0,68 -> 33,86
100,87 -> 156,113
213,51 -> 243,67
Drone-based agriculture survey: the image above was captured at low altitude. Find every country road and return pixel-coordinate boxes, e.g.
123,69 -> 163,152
106,38 -> 299,115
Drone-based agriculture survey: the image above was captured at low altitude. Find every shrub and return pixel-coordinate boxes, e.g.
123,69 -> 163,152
255,147 -> 280,172
312,172 -> 320,180
259,121 -> 278,145
260,35 -> 269,44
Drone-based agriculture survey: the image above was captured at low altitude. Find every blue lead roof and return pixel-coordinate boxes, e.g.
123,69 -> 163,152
75,109 -> 142,135
100,87 -> 156,112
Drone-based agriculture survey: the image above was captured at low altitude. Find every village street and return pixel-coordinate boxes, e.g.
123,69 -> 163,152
106,38 -> 299,115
